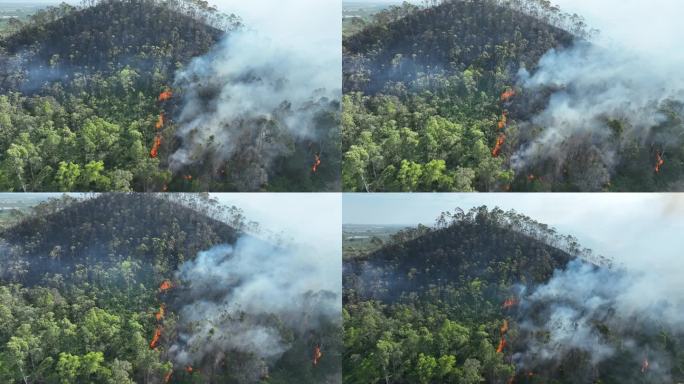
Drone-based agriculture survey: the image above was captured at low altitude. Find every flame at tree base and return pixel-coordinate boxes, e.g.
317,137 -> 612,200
159,280 -> 173,293
155,305 -> 165,321
150,136 -> 162,158
655,152 -> 665,173
492,134 -> 506,157
312,154 -> 321,173
313,345 -> 322,366
501,88 -> 516,102
159,89 -> 173,102
150,327 -> 162,349
502,297 -> 518,309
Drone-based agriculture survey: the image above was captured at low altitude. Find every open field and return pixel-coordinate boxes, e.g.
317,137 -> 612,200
343,223 -> 406,258
0,2 -> 52,33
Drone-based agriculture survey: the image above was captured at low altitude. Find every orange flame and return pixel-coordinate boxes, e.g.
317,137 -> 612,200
502,298 -> 519,309
159,90 -> 173,102
492,134 -> 506,157
313,345 -> 322,366
155,305 -> 165,321
186,366 -> 194,373
312,154 -> 321,173
184,175 -> 193,181
164,371 -> 172,383
496,337 -> 507,353
500,319 -> 509,335
641,357 -> 649,373
150,135 -> 162,158
498,111 -> 508,130
150,327 -> 162,349
159,280 -> 173,293
501,89 -> 516,102
655,152 -> 664,173
156,113 -> 165,130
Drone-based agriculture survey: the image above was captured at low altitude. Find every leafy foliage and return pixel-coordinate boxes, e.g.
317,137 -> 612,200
342,0 -> 583,192
0,0 -> 337,192
0,194 -> 339,383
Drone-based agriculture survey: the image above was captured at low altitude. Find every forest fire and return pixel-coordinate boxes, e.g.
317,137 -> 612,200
500,319 -> 509,334
492,134 -> 506,157
313,345 -> 322,366
164,371 -> 172,383
655,152 -> 664,173
186,365 -> 194,373
497,318 -> 509,353
496,337 -> 507,353
156,113 -> 165,130
184,175 -> 193,181
150,135 -> 162,158
498,111 -> 508,129
641,357 -> 649,373
155,305 -> 165,321
159,89 -> 173,102
159,280 -> 173,293
502,298 -> 518,309
312,154 -> 321,173
149,327 -> 162,349
501,88 -> 516,102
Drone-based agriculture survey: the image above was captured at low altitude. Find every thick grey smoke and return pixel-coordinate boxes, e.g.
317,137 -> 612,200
169,0 -> 341,189
168,236 -> 340,378
511,1 -> 684,189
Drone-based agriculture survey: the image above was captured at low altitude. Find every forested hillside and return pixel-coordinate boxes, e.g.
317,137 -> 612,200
342,0 -> 684,192
0,0 -> 340,192
343,207 -> 683,383
0,194 -> 341,383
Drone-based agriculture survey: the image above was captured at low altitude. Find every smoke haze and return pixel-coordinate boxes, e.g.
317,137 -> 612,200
168,193 -> 341,381
512,1 -> 684,189
169,0 -> 341,189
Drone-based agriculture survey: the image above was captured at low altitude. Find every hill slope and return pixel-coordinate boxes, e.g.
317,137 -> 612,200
343,0 -> 576,94
343,0 -> 684,193
0,194 -> 340,384
0,0 -> 340,193
0,0 -> 233,193
343,207 -> 681,383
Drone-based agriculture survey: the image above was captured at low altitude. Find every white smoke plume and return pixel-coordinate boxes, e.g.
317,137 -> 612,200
516,253 -> 684,379
511,1 -> 684,189
166,190 -> 342,384
169,239 -> 339,362
169,0 -> 341,189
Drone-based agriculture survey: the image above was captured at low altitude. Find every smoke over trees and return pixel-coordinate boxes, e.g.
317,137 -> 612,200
343,206 -> 684,383
0,0 -> 339,192
0,193 -> 342,383
342,0 -> 684,192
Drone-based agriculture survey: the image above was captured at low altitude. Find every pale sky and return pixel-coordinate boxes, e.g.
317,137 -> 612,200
343,193 -> 684,269
0,192 -> 341,260
551,0 -> 684,61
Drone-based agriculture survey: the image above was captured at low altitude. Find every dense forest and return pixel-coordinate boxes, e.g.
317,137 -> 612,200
343,207 -> 684,383
342,0 -> 684,192
0,0 -> 340,192
0,194 -> 341,383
